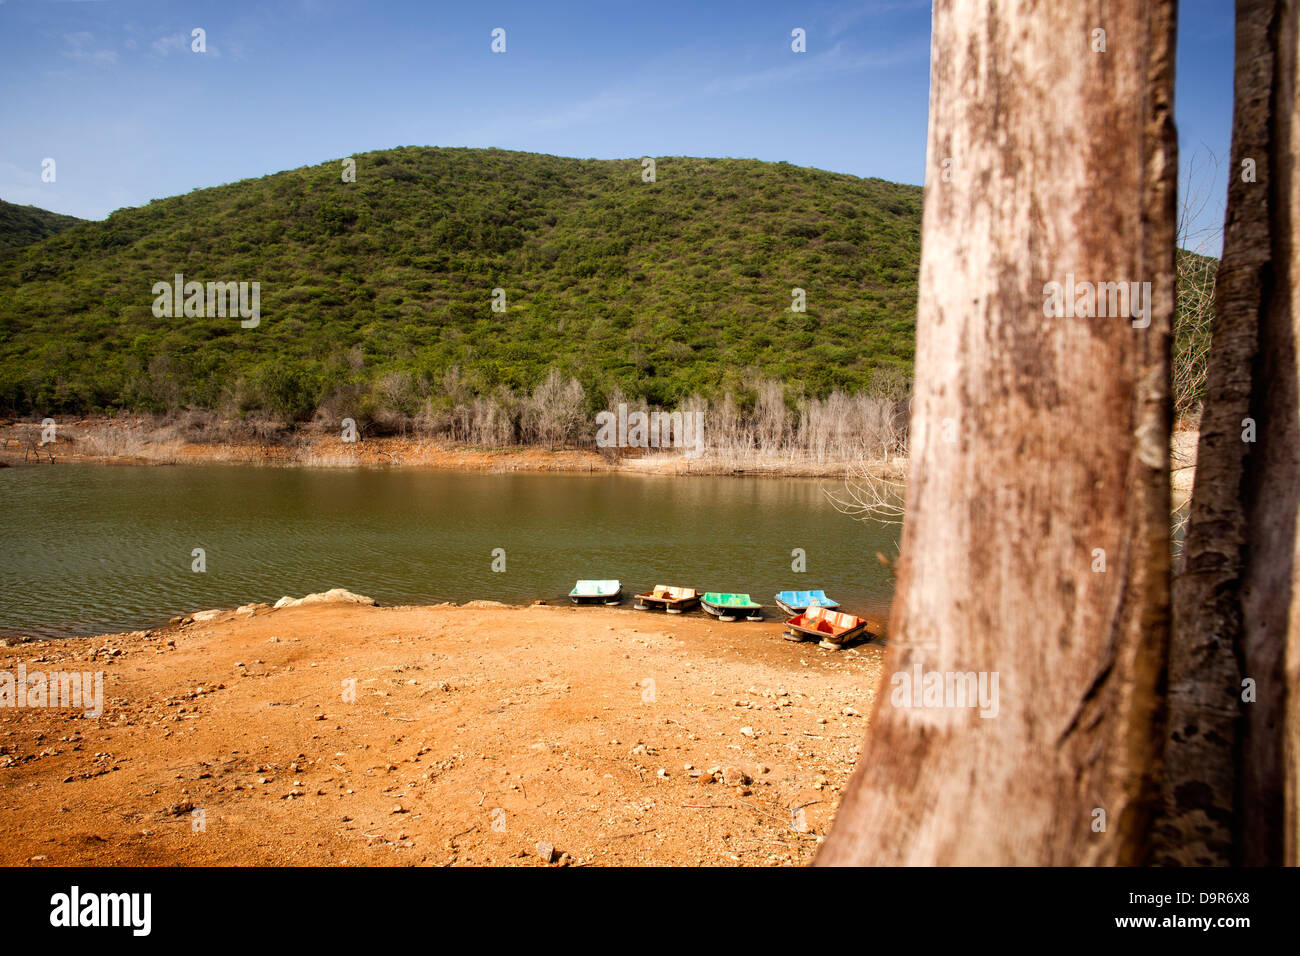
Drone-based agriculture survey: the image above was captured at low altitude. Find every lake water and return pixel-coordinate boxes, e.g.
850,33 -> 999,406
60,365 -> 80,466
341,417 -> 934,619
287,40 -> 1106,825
0,465 -> 898,639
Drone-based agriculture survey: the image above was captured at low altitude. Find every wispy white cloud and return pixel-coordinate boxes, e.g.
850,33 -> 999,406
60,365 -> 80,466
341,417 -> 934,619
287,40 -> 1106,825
702,40 -> 928,97
62,31 -> 118,67
486,34 -> 925,142
826,0 -> 932,39
532,88 -> 655,132
151,32 -> 186,55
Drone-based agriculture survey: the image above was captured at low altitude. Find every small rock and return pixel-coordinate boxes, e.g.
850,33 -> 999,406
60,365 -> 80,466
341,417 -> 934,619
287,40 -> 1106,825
721,767 -> 751,787
536,840 -> 556,863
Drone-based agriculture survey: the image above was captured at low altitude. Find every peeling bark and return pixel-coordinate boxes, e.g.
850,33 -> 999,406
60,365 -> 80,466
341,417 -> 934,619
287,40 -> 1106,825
817,0 -> 1177,866
1154,0 -> 1268,868
1238,0 -> 1300,867
1156,0 -> 1298,868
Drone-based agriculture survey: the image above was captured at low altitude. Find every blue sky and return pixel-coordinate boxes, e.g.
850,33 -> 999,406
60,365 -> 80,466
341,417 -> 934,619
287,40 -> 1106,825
1,0 -> 1232,254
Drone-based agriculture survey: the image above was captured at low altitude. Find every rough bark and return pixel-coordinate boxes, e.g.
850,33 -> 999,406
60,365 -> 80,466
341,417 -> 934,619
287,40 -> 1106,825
817,0 -> 1177,865
1156,0 -> 1299,868
1153,0 -> 1283,868
1236,0 -> 1300,867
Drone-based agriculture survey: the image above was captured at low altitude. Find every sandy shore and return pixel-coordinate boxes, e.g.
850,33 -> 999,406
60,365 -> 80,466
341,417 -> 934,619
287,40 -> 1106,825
2,418 -> 1192,485
0,597 -> 883,867
0,418 -> 903,479
1170,426 -> 1198,503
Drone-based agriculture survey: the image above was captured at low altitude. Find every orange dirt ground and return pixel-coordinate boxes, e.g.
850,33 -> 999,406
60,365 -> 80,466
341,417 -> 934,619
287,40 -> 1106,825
0,601 -> 883,867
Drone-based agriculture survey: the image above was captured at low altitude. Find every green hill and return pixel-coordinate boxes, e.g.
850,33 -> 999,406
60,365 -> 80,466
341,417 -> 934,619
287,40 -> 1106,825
0,199 -> 84,257
0,147 -> 922,420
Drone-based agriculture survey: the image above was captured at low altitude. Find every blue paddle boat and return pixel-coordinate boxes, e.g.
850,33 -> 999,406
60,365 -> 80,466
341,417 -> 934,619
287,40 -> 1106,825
773,590 -> 840,617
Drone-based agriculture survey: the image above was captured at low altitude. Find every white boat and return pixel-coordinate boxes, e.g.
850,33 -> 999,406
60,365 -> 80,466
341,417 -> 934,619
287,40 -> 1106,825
569,579 -> 622,605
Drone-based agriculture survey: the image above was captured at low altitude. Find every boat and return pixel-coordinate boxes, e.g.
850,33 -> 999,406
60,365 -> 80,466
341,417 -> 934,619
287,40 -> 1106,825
633,585 -> 701,613
569,580 -> 622,605
701,592 -> 763,622
783,606 -> 876,645
773,589 -> 840,616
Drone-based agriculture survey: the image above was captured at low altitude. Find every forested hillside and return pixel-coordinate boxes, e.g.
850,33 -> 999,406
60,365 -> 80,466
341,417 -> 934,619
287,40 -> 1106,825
0,199 -> 83,257
0,147 -> 922,423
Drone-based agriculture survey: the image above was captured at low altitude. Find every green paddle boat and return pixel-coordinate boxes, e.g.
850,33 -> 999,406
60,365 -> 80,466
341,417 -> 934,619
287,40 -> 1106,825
701,592 -> 763,622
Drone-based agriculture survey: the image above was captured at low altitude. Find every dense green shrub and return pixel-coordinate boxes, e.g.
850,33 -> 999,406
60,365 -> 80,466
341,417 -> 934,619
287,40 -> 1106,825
0,148 -> 922,420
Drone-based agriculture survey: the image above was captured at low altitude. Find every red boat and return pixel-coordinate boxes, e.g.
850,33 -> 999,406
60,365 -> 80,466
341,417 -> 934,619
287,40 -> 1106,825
634,585 -> 701,614
783,606 -> 878,645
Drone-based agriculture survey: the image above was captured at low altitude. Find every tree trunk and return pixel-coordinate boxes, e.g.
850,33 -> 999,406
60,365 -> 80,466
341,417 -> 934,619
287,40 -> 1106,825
817,0 -> 1177,865
1153,0 -> 1299,867
1225,0 -> 1299,867
1262,0 -> 1300,870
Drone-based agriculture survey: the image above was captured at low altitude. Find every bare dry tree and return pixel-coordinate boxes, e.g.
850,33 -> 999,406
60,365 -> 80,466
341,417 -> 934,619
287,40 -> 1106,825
824,460 -> 907,526
1173,149 -> 1223,423
1174,253 -> 1218,421
523,369 -> 585,449
824,402 -> 910,526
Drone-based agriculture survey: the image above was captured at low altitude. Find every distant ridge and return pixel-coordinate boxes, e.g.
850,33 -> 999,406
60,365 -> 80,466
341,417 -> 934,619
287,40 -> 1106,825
0,198 -> 84,256
0,146 -> 921,417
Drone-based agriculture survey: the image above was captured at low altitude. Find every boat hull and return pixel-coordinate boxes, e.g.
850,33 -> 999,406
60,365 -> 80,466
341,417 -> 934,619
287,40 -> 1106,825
773,592 -> 841,617
702,600 -> 762,622
570,590 -> 622,606
783,608 -> 878,645
570,579 -> 622,605
784,619 -> 869,644
635,593 -> 701,613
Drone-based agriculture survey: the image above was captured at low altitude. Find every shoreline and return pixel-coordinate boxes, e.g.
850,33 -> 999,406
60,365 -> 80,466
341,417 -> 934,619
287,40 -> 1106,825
1,417 -> 1195,485
0,418 -> 905,480
2,589 -> 892,651
0,591 -> 882,866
